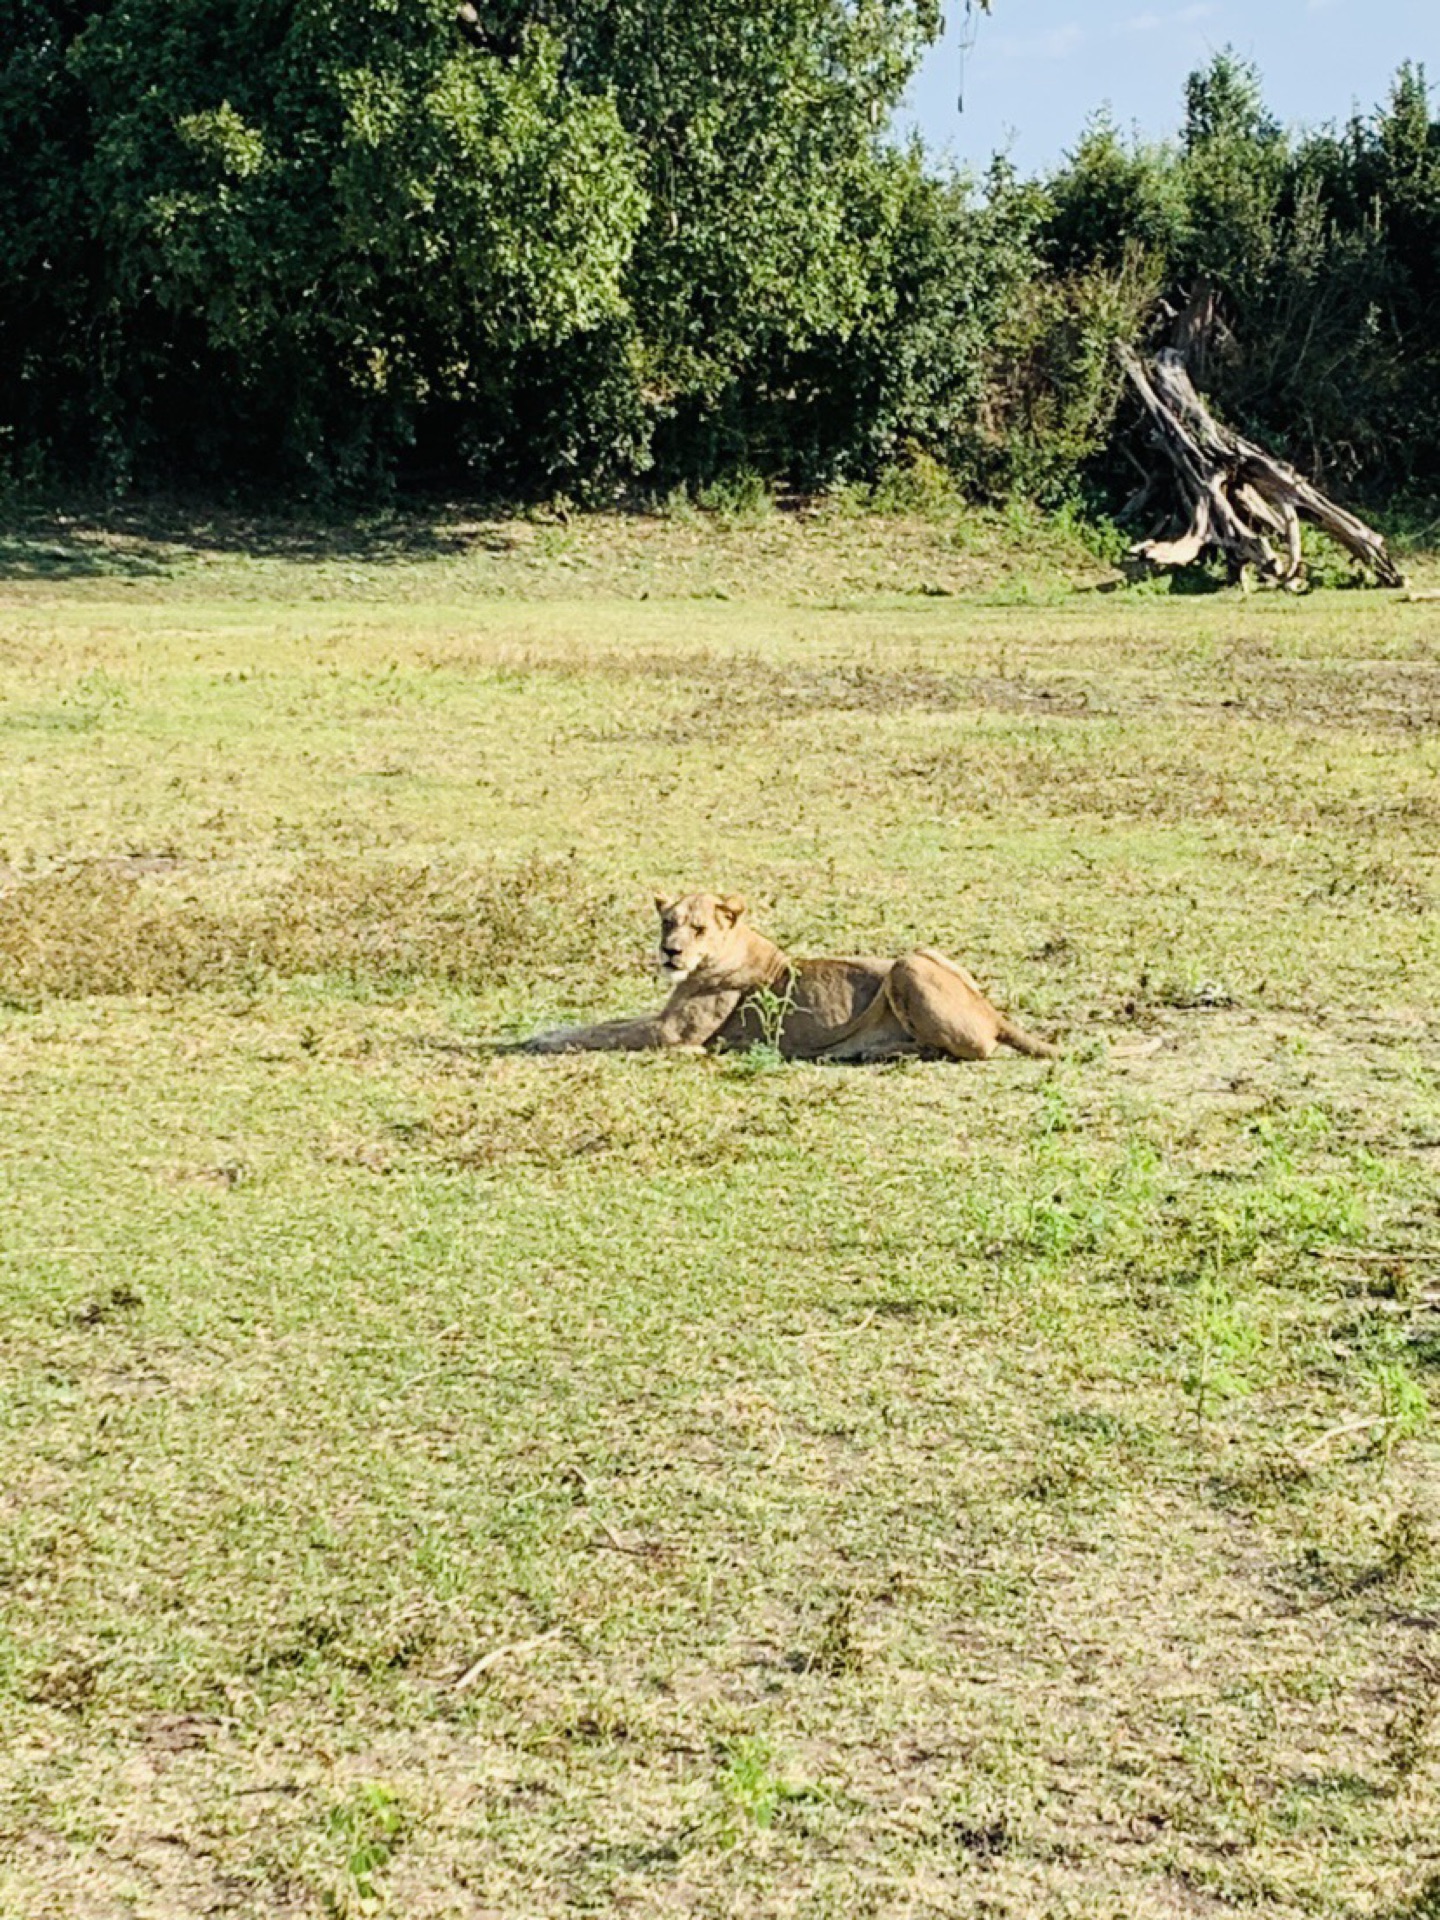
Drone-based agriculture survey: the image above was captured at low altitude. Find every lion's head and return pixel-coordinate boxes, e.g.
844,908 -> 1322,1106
654,891 -> 747,981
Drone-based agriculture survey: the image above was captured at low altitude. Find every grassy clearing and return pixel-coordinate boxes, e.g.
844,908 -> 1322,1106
1,508 -> 1438,1918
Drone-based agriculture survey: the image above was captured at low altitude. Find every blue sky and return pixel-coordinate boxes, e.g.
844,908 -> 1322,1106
901,1 -> 1436,175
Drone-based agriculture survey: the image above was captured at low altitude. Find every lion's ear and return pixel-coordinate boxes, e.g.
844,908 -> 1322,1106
718,894 -> 747,926
654,893 -> 676,917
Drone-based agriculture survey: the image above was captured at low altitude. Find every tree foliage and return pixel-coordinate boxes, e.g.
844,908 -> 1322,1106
1,18 -> 1436,505
0,0 -> 962,493
2,0 -> 655,488
1044,54 -> 1440,499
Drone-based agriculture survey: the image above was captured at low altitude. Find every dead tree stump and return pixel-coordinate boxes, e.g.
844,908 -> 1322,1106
1117,342 -> 1404,589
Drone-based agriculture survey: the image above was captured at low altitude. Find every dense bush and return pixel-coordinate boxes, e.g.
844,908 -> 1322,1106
1044,54 -> 1440,501
0,0 -> 972,495
1,0 -> 651,491
0,9 -> 1435,505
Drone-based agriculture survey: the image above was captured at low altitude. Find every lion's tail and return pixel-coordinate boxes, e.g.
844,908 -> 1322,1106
996,1017 -> 1061,1060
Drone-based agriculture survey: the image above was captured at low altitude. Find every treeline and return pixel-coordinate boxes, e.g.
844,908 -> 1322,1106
1043,56 -> 1440,508
1,1 -> 1436,506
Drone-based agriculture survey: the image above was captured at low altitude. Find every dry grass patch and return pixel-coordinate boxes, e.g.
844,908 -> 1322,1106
0,864 -> 243,1000
903,717 -> 1440,845
0,856 -> 628,1004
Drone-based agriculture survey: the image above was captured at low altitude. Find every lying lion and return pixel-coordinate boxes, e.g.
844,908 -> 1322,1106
524,892 -> 1058,1062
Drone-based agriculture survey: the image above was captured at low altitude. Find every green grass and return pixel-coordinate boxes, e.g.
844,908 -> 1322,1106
1,505 -> 1438,1918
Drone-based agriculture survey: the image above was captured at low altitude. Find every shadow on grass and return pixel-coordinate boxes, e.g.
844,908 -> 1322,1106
0,504 -> 529,580
1089,557 -> 1232,596
0,530 -> 173,580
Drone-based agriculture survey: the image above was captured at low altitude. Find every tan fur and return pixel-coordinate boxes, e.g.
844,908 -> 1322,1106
524,893 -> 1059,1062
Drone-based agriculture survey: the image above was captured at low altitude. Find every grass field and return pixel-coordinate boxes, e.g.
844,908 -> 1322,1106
1,504 -> 1438,1919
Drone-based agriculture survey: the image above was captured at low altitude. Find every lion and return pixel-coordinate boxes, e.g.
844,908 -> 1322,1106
523,892 -> 1059,1063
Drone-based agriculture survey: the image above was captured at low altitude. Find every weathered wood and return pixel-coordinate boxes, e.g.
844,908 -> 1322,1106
1117,343 -> 1404,589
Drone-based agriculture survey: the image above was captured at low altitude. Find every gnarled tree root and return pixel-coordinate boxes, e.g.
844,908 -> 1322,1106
1117,344 -> 1404,589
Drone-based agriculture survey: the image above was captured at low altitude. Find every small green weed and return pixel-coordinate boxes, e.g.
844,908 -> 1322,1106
868,444 -> 959,517
1183,1259 -> 1264,1429
696,469 -> 774,523
316,1783 -> 408,1915
1372,1363 -> 1432,1460
713,1738 -> 824,1838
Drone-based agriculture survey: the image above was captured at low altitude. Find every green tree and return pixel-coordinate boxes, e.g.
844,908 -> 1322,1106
11,0 -> 649,488
0,0 -> 962,494
1046,115 -> 1186,275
